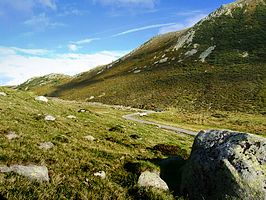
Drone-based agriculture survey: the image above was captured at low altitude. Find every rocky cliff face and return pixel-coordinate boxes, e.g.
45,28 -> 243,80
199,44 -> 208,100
180,130 -> 266,200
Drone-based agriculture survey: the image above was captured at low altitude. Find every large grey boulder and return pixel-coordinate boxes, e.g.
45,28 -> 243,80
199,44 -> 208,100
180,130 -> 266,200
138,171 -> 169,191
0,165 -> 49,182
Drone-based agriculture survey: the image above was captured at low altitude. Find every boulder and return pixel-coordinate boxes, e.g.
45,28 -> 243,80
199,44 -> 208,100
138,171 -> 169,191
35,96 -> 48,103
0,165 -> 49,182
180,130 -> 266,200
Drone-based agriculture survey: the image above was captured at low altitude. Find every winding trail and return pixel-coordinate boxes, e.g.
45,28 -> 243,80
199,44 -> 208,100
122,111 -> 197,136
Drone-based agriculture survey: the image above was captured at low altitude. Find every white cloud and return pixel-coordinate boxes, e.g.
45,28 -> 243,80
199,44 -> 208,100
68,44 -> 79,52
68,38 -> 99,52
93,0 -> 158,8
158,13 -> 208,34
0,0 -> 57,12
112,23 -> 175,37
24,13 -> 64,31
0,46 -> 129,85
74,38 -> 99,45
11,47 -> 50,55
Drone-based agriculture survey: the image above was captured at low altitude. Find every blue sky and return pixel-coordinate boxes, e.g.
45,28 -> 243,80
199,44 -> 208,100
0,0 -> 233,85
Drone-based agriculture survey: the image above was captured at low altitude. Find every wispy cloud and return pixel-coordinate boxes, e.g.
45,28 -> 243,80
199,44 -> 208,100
93,0 -> 158,8
24,13 -> 65,31
68,38 -> 100,51
0,46 -> 129,85
74,38 -> 100,45
112,23 -> 176,37
158,13 -> 208,34
68,44 -> 79,52
0,46 -> 50,56
0,0 -> 57,12
10,47 -> 50,55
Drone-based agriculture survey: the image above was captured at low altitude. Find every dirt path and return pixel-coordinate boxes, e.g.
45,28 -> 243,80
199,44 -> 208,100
122,111 -> 197,136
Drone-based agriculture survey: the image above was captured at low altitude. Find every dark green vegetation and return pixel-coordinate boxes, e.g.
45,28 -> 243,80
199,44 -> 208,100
0,87 -> 193,199
18,0 -> 266,115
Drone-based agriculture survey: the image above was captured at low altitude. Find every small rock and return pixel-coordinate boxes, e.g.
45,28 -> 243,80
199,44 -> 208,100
138,171 -> 169,191
6,131 -> 19,140
89,96 -> 95,100
139,112 -> 147,117
133,70 -> 141,74
94,171 -> 106,179
0,92 -> 7,96
39,142 -> 54,150
45,115 -> 56,121
84,135 -> 95,141
0,165 -> 49,182
67,115 -> 76,119
78,109 -> 87,113
35,96 -> 48,103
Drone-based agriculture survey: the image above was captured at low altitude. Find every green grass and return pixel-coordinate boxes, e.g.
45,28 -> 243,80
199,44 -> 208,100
0,87 -> 193,199
136,108 -> 266,137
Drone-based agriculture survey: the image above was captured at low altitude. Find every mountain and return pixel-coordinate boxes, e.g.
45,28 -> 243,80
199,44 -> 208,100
19,0 -> 266,113
17,73 -> 71,95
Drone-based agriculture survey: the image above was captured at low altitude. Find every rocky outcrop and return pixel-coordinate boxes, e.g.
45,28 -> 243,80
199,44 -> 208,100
180,130 -> 266,200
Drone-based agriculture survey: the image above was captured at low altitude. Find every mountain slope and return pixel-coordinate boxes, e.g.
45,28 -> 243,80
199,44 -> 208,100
19,0 -> 266,113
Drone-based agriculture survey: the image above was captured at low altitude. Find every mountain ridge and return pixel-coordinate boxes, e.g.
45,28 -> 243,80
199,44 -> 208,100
18,0 -> 266,113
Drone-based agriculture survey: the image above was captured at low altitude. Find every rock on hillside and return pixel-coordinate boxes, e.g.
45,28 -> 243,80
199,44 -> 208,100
180,130 -> 266,200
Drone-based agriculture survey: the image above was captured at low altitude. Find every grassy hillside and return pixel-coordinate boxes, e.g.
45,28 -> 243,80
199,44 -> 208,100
0,87 -> 194,199
18,0 -> 266,114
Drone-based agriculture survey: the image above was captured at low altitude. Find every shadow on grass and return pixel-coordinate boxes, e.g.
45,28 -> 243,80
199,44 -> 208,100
147,156 -> 186,197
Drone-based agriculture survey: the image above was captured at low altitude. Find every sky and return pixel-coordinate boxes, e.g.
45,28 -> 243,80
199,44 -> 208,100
0,0 -> 233,85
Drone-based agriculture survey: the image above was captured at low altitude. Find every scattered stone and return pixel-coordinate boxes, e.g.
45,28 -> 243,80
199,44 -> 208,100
89,96 -> 95,100
44,115 -> 56,121
78,109 -> 87,113
241,51 -> 249,58
139,112 -> 147,117
0,92 -> 7,96
133,70 -> 141,74
67,115 -> 77,119
6,131 -> 19,140
159,57 -> 168,63
0,165 -> 49,182
199,45 -> 216,62
94,171 -> 106,179
35,96 -> 48,103
98,93 -> 106,98
181,130 -> 266,200
138,171 -> 169,191
84,135 -> 95,142
39,142 -> 54,150
185,49 -> 198,57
